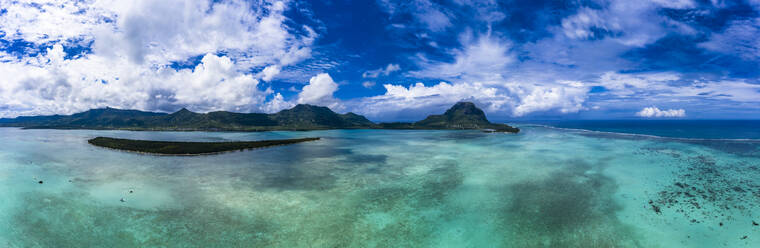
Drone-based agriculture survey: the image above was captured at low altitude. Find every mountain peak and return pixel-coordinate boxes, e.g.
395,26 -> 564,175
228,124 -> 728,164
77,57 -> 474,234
445,102 -> 481,112
2,103 -> 516,132
173,108 -> 193,114
283,104 -> 335,115
412,102 -> 493,129
291,104 -> 328,111
450,101 -> 476,108
443,102 -> 488,122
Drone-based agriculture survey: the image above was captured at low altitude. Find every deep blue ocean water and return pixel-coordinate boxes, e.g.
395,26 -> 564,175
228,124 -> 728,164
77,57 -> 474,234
520,120 -> 760,140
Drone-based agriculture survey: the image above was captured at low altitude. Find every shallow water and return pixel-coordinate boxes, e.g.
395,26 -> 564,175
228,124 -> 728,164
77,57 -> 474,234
1,127 -> 759,247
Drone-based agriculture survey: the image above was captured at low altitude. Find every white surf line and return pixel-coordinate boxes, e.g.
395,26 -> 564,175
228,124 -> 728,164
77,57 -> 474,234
515,123 -> 760,142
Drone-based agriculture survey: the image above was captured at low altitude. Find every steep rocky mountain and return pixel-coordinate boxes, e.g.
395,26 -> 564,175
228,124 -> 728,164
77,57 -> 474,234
380,102 -> 519,132
0,102 -> 518,132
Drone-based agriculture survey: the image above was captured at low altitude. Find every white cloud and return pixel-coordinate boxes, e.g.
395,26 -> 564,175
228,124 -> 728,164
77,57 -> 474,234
669,80 -> 760,103
260,65 -> 281,82
650,0 -> 696,9
413,1 -> 452,32
1,0 -> 314,67
558,0 -> 695,47
561,7 -> 611,40
379,0 -> 452,32
157,54 -> 267,113
0,48 -> 276,116
598,71 -> 681,97
353,82 -> 509,119
636,107 -> 686,117
0,0 -> 113,44
262,93 -> 293,113
408,34 -> 514,83
362,81 -> 376,88
297,73 -> 342,110
350,80 -> 589,119
510,81 -> 588,116
362,63 -> 401,78
356,32 -> 591,119
386,63 -> 401,74
699,18 -> 760,60
452,0 -> 505,23
597,71 -> 760,104
0,0 -> 317,117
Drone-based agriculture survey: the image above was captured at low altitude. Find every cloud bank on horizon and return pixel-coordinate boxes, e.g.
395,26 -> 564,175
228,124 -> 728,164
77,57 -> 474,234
1,0 -> 759,120
636,107 -> 687,118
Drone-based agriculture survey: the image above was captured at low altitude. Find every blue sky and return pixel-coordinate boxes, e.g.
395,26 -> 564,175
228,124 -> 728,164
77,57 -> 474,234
1,0 -> 759,120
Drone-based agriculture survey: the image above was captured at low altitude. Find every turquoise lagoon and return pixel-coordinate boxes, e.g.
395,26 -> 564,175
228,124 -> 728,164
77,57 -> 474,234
1,125 -> 759,247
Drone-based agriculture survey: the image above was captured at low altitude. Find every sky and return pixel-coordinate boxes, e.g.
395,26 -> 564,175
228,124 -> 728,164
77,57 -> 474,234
1,0 -> 760,121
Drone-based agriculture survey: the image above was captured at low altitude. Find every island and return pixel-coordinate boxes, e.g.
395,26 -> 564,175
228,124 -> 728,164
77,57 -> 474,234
88,137 -> 320,155
1,102 -> 519,133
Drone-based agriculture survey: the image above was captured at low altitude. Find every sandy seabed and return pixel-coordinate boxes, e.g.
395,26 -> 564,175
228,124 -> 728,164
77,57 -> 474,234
1,127 -> 759,247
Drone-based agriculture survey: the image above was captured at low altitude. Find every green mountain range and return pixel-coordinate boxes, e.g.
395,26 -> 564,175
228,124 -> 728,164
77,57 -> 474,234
0,102 -> 518,133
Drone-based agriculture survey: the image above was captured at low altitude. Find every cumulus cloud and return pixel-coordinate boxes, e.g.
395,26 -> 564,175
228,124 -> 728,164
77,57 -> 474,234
156,54 -> 267,113
636,107 -> 686,118
0,0 -> 112,44
260,65 -> 282,82
377,32 -> 592,118
359,0 -> 755,119
510,81 -> 588,116
0,0 -> 317,117
262,93 -> 293,113
2,0 -> 757,120
352,82 -> 509,120
362,64 -> 400,78
349,79 -> 589,120
297,73 -> 342,110
0,0 -> 314,67
0,46 -> 274,116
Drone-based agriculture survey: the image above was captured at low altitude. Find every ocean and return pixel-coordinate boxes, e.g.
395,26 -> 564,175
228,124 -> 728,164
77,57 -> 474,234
1,121 -> 758,247
523,120 -> 760,140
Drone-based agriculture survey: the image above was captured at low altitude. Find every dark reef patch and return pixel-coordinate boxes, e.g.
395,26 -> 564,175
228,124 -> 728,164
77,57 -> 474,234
244,159 -> 340,191
684,140 -> 760,158
416,161 -> 464,208
255,169 -> 338,191
341,154 -> 388,165
358,160 -> 464,211
227,145 -> 357,191
337,160 -> 465,245
427,131 -> 489,141
649,153 -> 760,223
497,159 -> 643,247
340,153 -> 389,174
